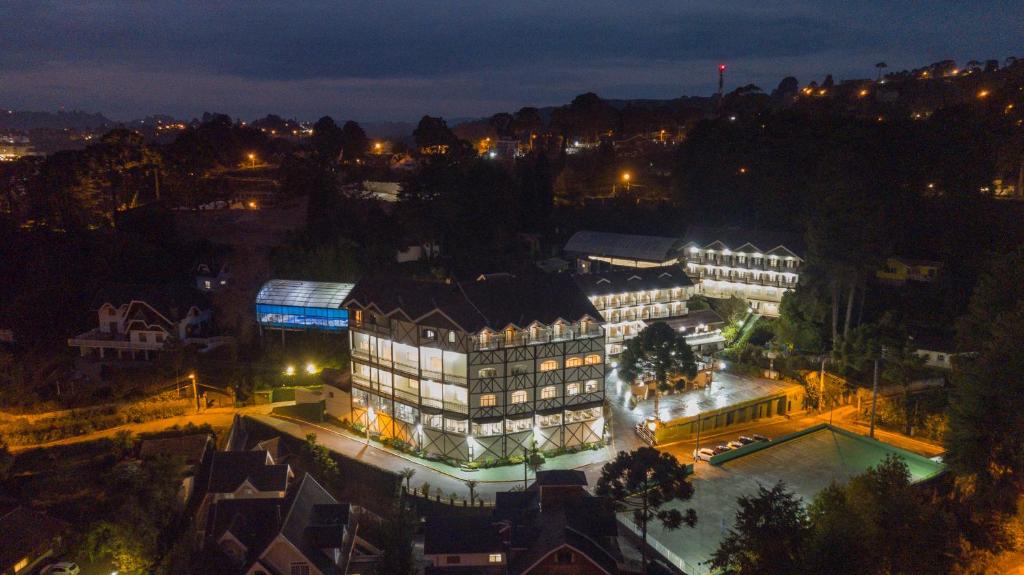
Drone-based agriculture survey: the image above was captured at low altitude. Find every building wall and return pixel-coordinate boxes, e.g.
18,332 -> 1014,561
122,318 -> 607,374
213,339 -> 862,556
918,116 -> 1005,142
683,247 -> 801,317
525,547 -> 610,575
260,535 -> 323,575
347,314 -> 605,463
654,384 -> 806,444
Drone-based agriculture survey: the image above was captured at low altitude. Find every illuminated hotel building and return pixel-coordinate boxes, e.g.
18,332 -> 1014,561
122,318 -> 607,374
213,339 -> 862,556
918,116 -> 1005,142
681,226 -> 804,317
343,274 -> 605,463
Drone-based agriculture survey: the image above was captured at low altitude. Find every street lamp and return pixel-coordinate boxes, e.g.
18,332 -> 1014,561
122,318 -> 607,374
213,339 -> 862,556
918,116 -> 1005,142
248,153 -> 256,168
305,362 -> 317,375
188,372 -> 199,413
621,171 -> 632,192
285,364 -> 296,376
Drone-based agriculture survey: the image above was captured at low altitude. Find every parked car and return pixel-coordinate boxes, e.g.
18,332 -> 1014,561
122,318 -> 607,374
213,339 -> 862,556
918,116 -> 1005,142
42,563 -> 80,575
752,434 -> 771,442
737,435 -> 757,445
693,447 -> 716,461
712,444 -> 732,455
726,440 -> 745,450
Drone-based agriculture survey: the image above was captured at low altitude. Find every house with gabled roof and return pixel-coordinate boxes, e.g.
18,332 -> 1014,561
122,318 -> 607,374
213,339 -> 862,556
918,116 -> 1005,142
424,471 -> 635,574
343,273 -> 606,463
206,474 -> 359,575
196,448 -> 294,541
67,283 -> 212,360
681,226 -> 805,317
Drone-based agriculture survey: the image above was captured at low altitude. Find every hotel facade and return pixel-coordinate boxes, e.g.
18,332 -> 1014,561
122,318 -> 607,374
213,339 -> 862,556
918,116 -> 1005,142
343,274 -> 606,464
681,226 -> 804,317
573,267 -> 698,355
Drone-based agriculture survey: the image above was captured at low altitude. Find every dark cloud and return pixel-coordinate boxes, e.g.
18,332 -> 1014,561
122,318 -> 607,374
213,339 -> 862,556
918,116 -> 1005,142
0,1 -> 1021,120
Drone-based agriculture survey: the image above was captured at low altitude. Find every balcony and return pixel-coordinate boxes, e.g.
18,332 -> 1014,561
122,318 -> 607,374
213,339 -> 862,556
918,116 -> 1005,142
393,360 -> 419,376
351,348 -> 370,361
444,401 -> 469,414
349,321 -> 391,337
443,372 -> 467,385
421,397 -> 443,409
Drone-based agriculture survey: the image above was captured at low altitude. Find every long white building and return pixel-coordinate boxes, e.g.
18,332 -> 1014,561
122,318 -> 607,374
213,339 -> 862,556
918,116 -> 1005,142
681,226 -> 804,317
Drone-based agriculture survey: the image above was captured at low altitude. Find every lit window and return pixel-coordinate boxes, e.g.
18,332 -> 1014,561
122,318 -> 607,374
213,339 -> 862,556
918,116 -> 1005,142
354,310 -> 363,323
540,360 -> 558,371
541,386 -> 556,399
478,368 -> 497,378
489,553 -> 503,563
566,357 -> 583,368
448,331 -> 456,343
584,354 -> 602,365
585,379 -> 599,393
422,329 -> 436,341
203,280 -> 212,290
480,394 -> 496,407
505,328 -> 516,344
511,390 -> 528,404
566,383 -> 580,396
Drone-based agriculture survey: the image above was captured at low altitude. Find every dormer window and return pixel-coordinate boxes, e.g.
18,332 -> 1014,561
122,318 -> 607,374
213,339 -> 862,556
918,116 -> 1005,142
422,328 -> 437,341
505,328 -> 516,345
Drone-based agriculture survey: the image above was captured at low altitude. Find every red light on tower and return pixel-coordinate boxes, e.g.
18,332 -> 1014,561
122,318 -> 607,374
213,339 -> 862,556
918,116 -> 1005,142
718,64 -> 727,72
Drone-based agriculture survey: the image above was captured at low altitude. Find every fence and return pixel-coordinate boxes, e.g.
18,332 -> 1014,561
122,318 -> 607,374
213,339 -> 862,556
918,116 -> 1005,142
401,485 -> 495,508
618,515 -> 710,574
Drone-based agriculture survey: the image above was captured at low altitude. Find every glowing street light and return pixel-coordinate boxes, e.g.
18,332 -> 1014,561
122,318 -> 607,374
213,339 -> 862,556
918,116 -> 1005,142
247,153 -> 256,169
285,365 -> 296,376
621,171 -> 632,192
305,362 -> 317,375
977,89 -> 991,99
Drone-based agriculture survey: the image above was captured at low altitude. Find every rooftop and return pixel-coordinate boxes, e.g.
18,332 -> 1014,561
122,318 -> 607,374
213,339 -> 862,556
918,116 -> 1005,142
564,230 -> 684,263
681,225 -> 805,258
344,273 -> 601,333
573,266 -> 693,297
645,424 -> 946,572
256,279 -> 355,309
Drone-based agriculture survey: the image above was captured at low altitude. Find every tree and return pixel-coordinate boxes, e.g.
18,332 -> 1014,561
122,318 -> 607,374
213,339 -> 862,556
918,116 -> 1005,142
709,481 -> 809,575
881,344 -> 928,434
875,62 -> 888,80
311,116 -> 344,163
399,467 -> 416,492
595,447 -> 697,574
803,483 -> 871,575
617,322 -> 698,418
464,479 -> 479,504
0,435 -> 12,482
303,433 -> 340,484
377,503 -> 416,575
340,120 -> 369,161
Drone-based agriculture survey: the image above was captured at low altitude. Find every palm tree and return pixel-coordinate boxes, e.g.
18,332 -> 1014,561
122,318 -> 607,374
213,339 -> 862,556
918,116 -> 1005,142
464,479 -> 479,505
399,467 -> 416,493
618,322 -> 698,420
875,62 -> 888,81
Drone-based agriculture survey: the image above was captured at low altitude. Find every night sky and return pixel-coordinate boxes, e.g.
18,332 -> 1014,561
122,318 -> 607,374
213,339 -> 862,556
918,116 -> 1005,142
2,1 -> 1021,121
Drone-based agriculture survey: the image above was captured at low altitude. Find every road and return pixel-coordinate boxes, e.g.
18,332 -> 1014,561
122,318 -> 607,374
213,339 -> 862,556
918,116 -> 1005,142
9,404 -> 275,452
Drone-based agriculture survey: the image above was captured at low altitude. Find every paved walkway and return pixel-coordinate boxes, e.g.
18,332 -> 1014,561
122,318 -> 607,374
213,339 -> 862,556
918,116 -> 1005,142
251,413 -> 615,501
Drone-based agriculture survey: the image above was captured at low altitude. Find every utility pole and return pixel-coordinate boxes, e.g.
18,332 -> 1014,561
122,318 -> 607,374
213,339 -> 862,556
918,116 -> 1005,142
523,448 -> 529,490
693,411 -> 702,462
869,358 -> 880,438
819,357 -> 827,413
189,372 -> 199,413
717,64 -> 726,109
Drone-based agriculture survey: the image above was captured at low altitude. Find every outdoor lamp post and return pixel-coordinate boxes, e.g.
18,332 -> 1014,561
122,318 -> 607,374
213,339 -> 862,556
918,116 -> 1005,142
248,153 -> 256,168
366,406 -> 375,444
188,372 -> 199,412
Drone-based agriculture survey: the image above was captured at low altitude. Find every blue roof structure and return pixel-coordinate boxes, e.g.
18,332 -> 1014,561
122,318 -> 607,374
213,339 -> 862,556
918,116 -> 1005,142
256,280 -> 354,332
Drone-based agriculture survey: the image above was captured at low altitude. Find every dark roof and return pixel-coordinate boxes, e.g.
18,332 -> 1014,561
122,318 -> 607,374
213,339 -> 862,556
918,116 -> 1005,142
564,230 -> 683,263
529,469 -> 588,489
344,273 -> 601,333
224,414 -> 250,452
0,507 -> 69,573
208,450 -> 289,493
663,309 -> 726,330
682,225 -> 805,258
507,496 -> 620,575
573,266 -> 693,296
281,475 -> 350,574
253,437 -> 290,463
139,434 -> 212,466
207,474 -> 350,574
423,516 -> 504,555
208,497 -> 283,552
90,282 -> 211,316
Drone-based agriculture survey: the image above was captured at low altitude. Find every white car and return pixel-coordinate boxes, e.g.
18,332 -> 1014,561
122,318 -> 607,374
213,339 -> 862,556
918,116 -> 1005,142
693,447 -> 716,461
726,440 -> 745,450
42,563 -> 80,575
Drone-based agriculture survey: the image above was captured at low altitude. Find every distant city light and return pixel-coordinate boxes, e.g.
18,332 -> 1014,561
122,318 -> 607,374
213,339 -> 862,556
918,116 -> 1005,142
977,89 -> 990,99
